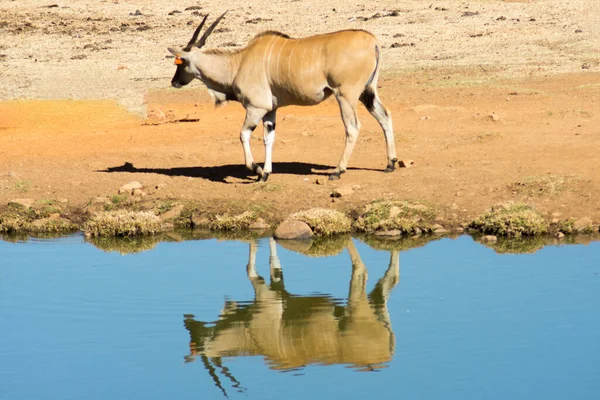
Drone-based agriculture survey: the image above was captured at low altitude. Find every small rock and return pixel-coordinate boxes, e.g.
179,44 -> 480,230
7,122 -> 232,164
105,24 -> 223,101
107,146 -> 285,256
161,222 -> 175,231
118,181 -> 143,194
132,189 -> 147,197
481,235 -> 498,243
57,198 -> 69,205
375,230 -> 401,237
432,224 -> 448,234
168,10 -> 182,15
191,214 -> 210,228
413,204 -> 428,212
9,198 -> 35,209
551,218 -> 560,224
555,232 -> 565,239
274,219 -> 314,240
159,204 -> 184,222
31,218 -> 50,228
573,217 -> 593,232
130,10 -> 143,16
91,196 -> 110,205
398,160 -> 414,168
413,227 -> 422,235
315,177 -> 327,185
551,211 -> 562,218
420,116 -> 429,120
331,185 -> 355,198
249,218 -> 270,230
490,114 -> 500,121
389,206 -> 401,218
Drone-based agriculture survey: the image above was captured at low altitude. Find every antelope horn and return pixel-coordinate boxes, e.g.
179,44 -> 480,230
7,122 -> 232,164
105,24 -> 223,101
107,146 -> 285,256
184,14 -> 209,51
195,10 -> 228,48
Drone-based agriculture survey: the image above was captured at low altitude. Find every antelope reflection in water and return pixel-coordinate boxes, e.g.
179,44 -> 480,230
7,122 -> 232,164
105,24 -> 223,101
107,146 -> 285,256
184,238 -> 400,395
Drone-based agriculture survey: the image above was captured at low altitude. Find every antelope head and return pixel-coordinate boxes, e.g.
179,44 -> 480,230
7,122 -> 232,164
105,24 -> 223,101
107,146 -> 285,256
168,11 -> 228,88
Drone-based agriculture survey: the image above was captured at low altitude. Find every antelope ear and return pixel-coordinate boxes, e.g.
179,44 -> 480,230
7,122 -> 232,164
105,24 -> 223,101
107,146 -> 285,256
168,47 -> 189,65
167,47 -> 181,56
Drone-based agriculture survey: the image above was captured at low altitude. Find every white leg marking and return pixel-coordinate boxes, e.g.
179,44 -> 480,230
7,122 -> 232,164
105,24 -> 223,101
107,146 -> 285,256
240,107 -> 269,172
262,109 -> 277,175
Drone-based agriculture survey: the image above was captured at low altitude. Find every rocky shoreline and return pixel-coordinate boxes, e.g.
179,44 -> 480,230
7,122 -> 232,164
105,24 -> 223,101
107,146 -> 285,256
2,182 -> 599,253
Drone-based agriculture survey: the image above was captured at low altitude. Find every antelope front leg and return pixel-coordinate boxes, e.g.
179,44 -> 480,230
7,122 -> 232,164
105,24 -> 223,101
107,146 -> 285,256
240,106 -> 268,177
259,109 -> 277,182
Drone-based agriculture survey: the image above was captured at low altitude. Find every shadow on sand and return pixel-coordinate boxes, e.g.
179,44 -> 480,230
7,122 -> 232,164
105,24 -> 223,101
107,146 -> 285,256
99,161 -> 381,183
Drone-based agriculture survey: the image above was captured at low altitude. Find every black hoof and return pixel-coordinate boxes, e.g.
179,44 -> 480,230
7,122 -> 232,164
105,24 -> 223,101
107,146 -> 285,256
257,173 -> 270,182
384,158 -> 398,173
251,162 -> 264,176
328,170 -> 345,180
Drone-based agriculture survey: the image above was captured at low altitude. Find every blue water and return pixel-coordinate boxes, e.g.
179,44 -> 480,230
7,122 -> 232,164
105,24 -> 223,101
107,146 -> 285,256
0,234 -> 599,400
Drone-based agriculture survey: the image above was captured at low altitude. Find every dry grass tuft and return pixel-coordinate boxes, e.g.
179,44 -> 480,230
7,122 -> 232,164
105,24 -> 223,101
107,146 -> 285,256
353,201 -> 436,234
290,208 -> 352,236
210,211 -> 257,231
83,210 -> 161,237
469,202 -> 548,237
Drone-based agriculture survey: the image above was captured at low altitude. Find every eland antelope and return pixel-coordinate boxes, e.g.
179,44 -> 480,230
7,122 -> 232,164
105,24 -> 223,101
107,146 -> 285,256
184,238 -> 400,396
168,12 -> 398,181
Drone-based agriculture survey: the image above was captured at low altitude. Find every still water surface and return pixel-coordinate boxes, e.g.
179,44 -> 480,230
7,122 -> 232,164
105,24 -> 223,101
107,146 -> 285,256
1,234 -> 599,399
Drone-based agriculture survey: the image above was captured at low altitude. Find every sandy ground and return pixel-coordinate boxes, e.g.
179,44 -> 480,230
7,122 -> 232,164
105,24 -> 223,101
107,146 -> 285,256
1,0 -> 599,225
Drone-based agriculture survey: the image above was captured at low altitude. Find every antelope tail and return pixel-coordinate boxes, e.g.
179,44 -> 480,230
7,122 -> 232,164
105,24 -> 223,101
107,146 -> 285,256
366,44 -> 380,87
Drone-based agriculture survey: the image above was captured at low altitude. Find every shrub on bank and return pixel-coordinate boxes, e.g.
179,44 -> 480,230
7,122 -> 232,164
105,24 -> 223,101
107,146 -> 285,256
353,200 -> 436,234
84,210 -> 161,237
289,208 -> 352,236
469,202 -> 548,237
210,211 -> 257,231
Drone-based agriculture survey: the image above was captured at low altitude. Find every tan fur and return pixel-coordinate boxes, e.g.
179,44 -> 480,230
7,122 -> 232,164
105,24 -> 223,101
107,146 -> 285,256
169,21 -> 398,181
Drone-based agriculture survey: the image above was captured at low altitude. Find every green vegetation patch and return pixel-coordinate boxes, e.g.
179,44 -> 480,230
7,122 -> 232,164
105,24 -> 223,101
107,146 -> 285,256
510,175 -> 571,197
0,201 -> 77,234
210,211 -> 257,231
353,200 -> 436,234
469,202 -> 548,237
84,210 -> 161,237
290,208 -> 352,236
